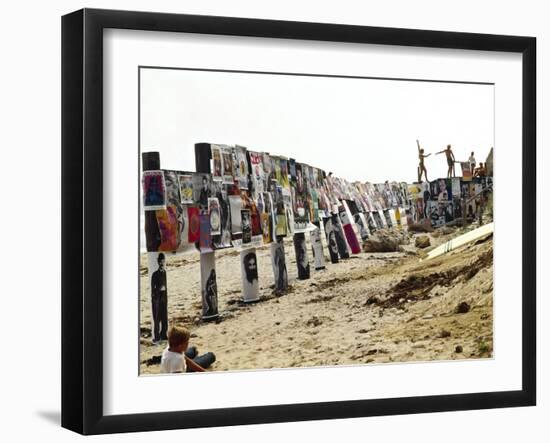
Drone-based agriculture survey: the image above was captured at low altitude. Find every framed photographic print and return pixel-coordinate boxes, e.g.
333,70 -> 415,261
61,8 -> 536,435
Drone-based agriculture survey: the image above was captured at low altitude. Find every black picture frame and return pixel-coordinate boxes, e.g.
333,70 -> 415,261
61,8 -> 536,435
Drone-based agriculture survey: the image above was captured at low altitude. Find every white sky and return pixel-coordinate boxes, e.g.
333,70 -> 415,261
140,67 -> 494,183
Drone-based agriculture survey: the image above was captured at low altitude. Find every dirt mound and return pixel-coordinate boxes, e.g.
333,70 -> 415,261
379,247 -> 493,307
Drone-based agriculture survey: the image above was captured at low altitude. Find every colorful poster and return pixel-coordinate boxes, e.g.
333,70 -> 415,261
221,146 -> 234,184
162,171 -> 185,251
275,213 -> 288,237
234,145 -> 249,189
208,197 -> 221,236
187,206 -> 200,243
199,213 -> 213,253
156,207 -> 179,251
461,162 -> 473,181
142,170 -> 166,210
249,151 -> 265,197
211,145 -> 223,182
178,174 -> 194,204
261,213 -> 271,244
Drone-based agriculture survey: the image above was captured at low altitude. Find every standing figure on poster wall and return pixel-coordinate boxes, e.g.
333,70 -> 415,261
416,139 -> 431,182
468,151 -> 477,175
151,252 -> 168,343
436,144 -> 456,178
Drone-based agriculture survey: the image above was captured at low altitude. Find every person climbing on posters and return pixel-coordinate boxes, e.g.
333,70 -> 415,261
416,139 -> 431,182
468,151 -> 477,175
436,144 -> 456,178
474,162 -> 487,177
151,253 -> 168,344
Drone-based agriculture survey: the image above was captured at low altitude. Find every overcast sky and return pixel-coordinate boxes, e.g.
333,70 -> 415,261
140,67 -> 494,184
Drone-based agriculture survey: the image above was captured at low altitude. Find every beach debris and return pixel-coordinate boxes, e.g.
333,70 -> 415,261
140,327 -> 152,338
415,235 -> 431,249
456,302 -> 471,314
455,345 -> 463,353
145,355 -> 162,366
423,222 -> 494,261
408,222 -> 434,233
306,316 -> 323,327
362,233 -> 405,252
480,313 -> 490,320
439,329 -> 451,338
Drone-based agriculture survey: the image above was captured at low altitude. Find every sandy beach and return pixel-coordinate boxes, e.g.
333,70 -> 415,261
139,226 -> 493,375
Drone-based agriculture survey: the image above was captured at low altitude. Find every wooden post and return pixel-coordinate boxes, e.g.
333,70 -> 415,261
240,248 -> 260,302
142,152 -> 168,342
310,222 -> 326,270
194,143 -> 220,320
271,236 -> 288,294
200,251 -> 219,320
293,232 -> 310,279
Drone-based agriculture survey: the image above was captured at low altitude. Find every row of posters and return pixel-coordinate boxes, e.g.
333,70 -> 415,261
142,144 -> 492,253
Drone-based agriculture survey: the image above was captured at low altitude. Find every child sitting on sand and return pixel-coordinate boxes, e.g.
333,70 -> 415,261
160,326 -> 216,373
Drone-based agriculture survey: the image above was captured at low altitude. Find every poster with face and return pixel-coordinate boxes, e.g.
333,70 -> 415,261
241,209 -> 252,244
193,173 -> 211,213
331,213 -> 350,259
221,146 -> 234,184
428,200 -> 454,227
178,174 -> 194,204
211,182 -> 232,249
241,250 -> 259,302
161,171 -> 186,251
229,194 -> 243,236
270,238 -> 288,294
208,197 -> 221,236
210,145 -> 223,182
249,151 -> 265,197
293,232 -> 310,280
143,170 -> 166,210
309,225 -> 326,270
234,145 -> 249,189
200,252 -> 218,320
431,178 -> 452,202
323,216 -> 339,263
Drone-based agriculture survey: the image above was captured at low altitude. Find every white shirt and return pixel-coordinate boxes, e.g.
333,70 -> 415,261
469,155 -> 476,165
160,348 -> 187,373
